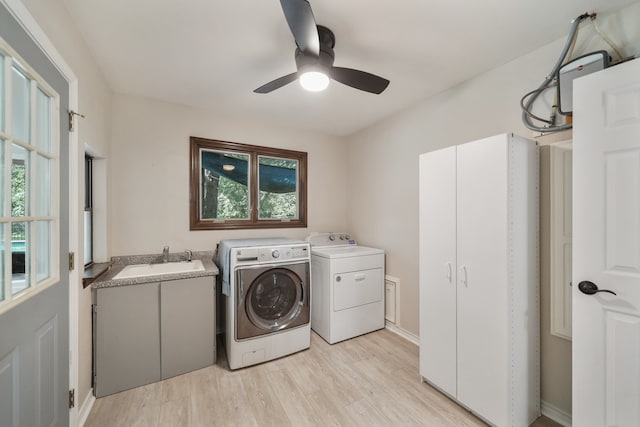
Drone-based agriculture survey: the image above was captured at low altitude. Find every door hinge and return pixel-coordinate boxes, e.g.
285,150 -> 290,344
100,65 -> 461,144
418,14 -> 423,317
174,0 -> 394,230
69,252 -> 75,271
68,389 -> 75,409
68,110 -> 85,132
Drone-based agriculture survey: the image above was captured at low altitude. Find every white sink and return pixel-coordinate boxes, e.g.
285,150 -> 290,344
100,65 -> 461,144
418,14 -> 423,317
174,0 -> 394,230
113,260 -> 205,280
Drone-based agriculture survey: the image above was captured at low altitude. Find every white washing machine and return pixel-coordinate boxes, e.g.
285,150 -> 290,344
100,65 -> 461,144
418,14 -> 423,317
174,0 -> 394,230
306,233 -> 385,344
216,238 -> 311,370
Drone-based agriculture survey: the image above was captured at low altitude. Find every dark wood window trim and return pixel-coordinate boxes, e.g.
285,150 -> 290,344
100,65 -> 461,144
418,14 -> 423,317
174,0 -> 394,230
189,136 -> 308,230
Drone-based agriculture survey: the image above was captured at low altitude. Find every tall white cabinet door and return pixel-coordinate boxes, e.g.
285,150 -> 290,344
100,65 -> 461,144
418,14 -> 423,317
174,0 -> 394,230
456,136 -> 509,425
419,147 -> 457,397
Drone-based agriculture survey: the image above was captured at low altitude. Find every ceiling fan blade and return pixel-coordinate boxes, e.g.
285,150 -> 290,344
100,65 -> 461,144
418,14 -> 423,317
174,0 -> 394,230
330,67 -> 390,94
254,72 -> 298,94
280,0 -> 319,56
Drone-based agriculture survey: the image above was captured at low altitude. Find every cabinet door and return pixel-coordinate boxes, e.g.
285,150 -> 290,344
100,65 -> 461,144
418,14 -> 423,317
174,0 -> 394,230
95,282 -> 160,397
456,136 -> 509,425
419,147 -> 457,397
161,277 -> 215,379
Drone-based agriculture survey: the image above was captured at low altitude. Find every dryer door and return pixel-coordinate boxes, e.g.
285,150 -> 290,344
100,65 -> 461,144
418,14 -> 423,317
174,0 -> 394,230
236,263 -> 310,340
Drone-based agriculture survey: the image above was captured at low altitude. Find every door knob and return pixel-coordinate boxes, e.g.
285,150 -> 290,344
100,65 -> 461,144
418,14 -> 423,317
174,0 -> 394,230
578,281 -> 617,296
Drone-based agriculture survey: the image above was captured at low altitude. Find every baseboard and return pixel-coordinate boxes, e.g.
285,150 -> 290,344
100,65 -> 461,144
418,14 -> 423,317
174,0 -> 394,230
78,390 -> 95,427
385,321 -> 419,346
541,400 -> 572,427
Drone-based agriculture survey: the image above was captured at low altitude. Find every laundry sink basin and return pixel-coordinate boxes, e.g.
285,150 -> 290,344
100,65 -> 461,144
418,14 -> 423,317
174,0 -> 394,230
113,260 -> 205,280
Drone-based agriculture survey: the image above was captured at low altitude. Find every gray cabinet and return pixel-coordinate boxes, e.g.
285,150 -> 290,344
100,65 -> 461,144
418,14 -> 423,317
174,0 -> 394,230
94,282 -> 161,398
94,276 -> 216,397
161,276 -> 215,379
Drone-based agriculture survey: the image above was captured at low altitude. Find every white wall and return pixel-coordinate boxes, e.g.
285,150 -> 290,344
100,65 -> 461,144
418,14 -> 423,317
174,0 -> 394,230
109,93 -> 348,255
20,0 -> 113,413
346,3 -> 640,416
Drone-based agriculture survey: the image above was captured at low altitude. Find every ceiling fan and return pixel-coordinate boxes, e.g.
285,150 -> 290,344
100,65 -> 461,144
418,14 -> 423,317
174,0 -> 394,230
254,0 -> 390,95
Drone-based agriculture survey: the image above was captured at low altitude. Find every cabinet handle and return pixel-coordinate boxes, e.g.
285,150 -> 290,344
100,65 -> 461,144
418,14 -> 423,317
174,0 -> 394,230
446,262 -> 452,283
461,265 -> 468,287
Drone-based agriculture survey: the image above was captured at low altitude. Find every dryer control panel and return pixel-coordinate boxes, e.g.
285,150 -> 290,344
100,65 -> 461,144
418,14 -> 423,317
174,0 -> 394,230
306,232 -> 356,247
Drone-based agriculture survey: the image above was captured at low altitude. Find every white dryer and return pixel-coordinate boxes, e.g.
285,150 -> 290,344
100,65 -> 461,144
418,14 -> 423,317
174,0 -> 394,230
306,233 -> 385,344
216,238 -> 311,370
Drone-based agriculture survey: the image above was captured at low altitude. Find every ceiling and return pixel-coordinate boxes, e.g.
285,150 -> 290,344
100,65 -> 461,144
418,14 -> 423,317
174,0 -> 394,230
62,0 -> 637,136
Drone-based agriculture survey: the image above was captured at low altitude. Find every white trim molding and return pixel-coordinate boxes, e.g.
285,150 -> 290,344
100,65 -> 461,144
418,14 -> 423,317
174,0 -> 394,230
78,389 -> 95,427
541,400 -> 572,427
385,321 -> 419,346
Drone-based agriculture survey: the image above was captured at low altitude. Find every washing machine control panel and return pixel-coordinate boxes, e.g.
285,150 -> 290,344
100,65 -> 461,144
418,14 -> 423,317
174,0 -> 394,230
233,243 -> 309,265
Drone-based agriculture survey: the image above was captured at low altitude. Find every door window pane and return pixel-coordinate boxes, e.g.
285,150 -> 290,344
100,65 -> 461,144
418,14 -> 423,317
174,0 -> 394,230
36,88 -> 51,153
11,221 -> 28,294
36,155 -> 50,216
11,144 -> 29,218
200,150 -> 250,220
0,224 -> 4,302
258,156 -> 298,220
11,65 -> 30,143
0,36 -> 59,310
0,54 -> 5,132
0,140 -> 5,217
36,221 -> 50,283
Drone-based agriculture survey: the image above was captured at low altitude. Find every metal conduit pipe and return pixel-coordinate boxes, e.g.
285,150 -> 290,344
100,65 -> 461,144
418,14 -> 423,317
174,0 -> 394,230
521,13 -> 592,133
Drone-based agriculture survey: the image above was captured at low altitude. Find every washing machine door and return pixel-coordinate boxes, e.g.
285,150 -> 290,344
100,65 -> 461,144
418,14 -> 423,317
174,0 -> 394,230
236,262 -> 310,340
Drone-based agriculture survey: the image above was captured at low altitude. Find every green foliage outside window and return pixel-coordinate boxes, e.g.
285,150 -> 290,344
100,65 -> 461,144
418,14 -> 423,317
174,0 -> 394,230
11,161 -> 25,239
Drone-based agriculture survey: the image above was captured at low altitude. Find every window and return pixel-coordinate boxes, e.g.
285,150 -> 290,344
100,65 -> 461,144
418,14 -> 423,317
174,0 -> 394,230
190,137 -> 307,230
84,155 -> 93,266
0,39 -> 59,307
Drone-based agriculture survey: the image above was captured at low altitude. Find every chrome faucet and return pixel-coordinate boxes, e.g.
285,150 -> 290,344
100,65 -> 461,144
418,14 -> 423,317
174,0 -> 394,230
184,249 -> 193,262
162,246 -> 170,263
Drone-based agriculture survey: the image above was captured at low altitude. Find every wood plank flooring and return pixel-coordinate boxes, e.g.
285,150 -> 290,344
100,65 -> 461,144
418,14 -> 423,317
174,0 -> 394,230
85,329 -> 560,427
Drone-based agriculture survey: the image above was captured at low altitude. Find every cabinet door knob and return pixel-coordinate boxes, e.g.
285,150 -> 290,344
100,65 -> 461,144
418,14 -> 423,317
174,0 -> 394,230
578,280 -> 616,296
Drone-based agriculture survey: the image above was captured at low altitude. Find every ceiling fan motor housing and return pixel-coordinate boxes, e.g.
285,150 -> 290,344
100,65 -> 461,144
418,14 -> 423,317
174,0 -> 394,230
295,26 -> 336,72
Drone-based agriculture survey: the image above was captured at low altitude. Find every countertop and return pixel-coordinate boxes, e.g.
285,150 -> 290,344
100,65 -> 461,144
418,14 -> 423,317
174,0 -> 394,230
91,251 -> 219,289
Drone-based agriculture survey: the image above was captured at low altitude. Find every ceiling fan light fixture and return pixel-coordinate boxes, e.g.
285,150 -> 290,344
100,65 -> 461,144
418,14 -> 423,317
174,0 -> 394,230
299,70 -> 329,92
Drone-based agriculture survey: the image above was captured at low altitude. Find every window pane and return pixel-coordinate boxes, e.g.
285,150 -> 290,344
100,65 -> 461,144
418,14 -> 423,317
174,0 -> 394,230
85,156 -> 92,209
36,88 -> 51,152
36,221 -> 50,282
11,65 -> 30,143
0,140 -> 5,217
84,210 -> 92,265
11,221 -> 28,294
200,150 -> 250,220
0,54 -> 5,132
36,155 -> 50,216
11,144 -> 29,218
0,224 -> 4,302
258,156 -> 298,220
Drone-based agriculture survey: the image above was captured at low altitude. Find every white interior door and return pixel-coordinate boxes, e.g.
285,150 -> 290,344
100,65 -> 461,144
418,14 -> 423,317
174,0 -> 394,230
419,147 -> 457,397
573,57 -> 640,427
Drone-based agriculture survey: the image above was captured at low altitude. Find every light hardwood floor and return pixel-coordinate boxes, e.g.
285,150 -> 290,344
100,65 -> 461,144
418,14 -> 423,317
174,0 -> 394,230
86,329 -> 560,427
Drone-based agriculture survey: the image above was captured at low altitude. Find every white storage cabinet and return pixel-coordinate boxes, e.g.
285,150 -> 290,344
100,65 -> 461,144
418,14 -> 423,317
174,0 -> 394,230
418,133 -> 539,426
